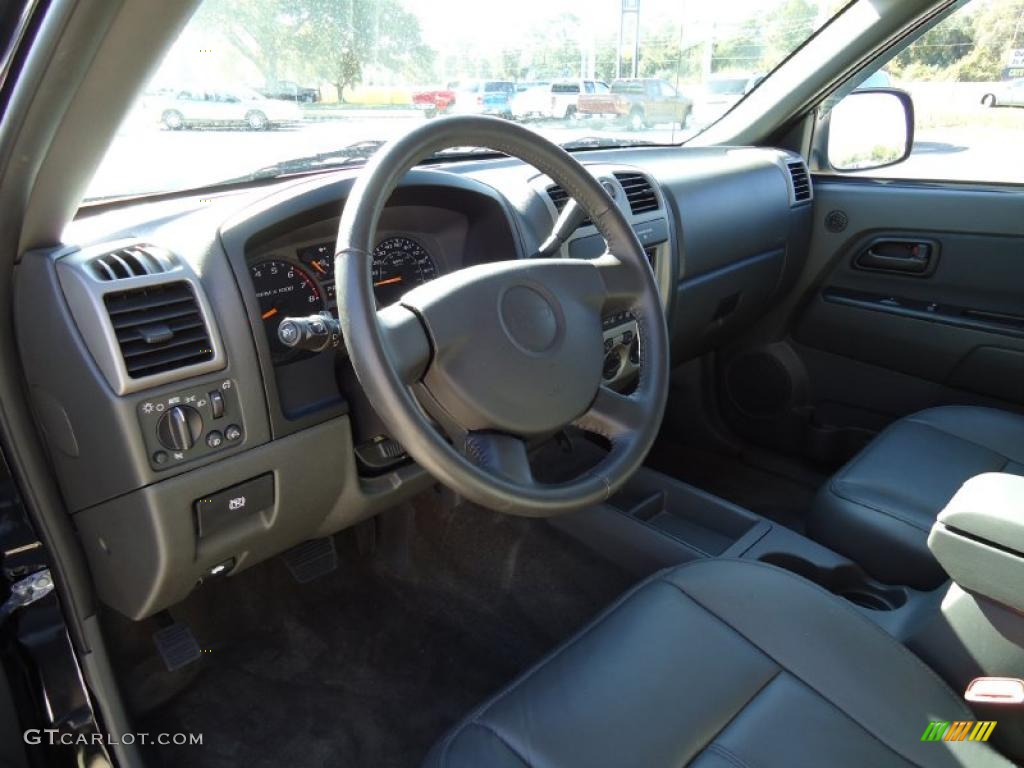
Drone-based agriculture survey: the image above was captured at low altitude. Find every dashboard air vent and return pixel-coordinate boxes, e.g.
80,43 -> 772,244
90,244 -> 171,281
103,281 -> 214,379
546,184 -> 592,227
787,161 -> 811,203
613,172 -> 659,215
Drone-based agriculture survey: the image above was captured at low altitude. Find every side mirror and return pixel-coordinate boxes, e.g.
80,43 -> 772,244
826,88 -> 914,172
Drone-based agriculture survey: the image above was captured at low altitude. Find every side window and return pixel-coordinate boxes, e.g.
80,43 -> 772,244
660,82 -> 677,98
838,0 -> 1024,184
594,82 -> 610,94
584,82 -> 595,94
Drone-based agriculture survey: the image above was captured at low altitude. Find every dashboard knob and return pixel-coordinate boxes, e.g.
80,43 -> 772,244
157,405 -> 203,451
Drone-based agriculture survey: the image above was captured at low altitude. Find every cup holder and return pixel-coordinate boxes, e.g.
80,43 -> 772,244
759,553 -> 908,611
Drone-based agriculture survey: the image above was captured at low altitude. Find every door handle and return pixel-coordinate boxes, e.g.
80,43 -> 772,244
855,240 -> 935,275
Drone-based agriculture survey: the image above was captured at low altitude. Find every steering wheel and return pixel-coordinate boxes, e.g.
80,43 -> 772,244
334,116 -> 669,516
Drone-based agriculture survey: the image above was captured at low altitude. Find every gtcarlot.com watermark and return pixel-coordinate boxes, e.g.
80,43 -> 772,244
25,729 -> 202,746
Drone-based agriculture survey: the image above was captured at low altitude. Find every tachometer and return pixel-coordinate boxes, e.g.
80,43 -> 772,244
372,236 -> 438,305
250,259 -> 323,362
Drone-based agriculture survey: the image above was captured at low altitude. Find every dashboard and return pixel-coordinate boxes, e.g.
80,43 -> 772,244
16,145 -> 813,619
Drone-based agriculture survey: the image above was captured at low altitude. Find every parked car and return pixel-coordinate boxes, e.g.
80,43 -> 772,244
692,72 -> 763,126
258,80 -> 320,103
447,80 -> 516,118
412,86 -> 456,117
509,81 -> 552,120
516,79 -> 610,120
981,78 -> 1024,107
577,77 -> 692,129
161,88 -> 302,130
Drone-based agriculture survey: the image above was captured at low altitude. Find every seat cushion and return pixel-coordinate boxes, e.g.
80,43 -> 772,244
808,406 -> 1024,589
424,559 -> 1011,768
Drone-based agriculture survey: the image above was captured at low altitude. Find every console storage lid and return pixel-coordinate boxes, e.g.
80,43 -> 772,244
928,472 -> 1024,612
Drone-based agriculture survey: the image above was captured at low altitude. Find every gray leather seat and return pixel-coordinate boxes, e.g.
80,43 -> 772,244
808,406 -> 1024,589
425,559 -> 1011,768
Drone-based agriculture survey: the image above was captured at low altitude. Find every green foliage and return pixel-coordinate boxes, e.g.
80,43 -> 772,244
888,0 -> 1024,83
950,0 -> 1024,81
711,0 -> 818,75
194,0 -> 312,84
197,0 -> 434,99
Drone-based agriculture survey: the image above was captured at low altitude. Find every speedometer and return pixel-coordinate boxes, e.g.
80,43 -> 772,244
250,259 -> 323,362
371,236 -> 438,306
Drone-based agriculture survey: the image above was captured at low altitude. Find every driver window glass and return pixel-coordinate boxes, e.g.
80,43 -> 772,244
834,0 -> 1024,184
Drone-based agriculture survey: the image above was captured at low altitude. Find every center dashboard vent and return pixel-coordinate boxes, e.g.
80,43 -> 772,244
104,282 -> 214,379
787,160 -> 812,204
546,183 -> 592,227
90,244 -> 172,281
613,172 -> 659,215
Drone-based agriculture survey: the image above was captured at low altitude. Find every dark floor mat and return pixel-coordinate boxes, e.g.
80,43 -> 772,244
111,492 -> 632,768
645,441 -> 820,533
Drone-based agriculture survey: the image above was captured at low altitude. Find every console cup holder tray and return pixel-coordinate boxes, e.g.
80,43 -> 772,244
758,552 -> 908,611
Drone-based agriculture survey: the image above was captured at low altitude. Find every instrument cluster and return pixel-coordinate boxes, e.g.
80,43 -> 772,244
249,234 -> 440,364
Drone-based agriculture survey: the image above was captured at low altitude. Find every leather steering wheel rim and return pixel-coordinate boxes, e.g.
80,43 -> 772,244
335,115 -> 669,516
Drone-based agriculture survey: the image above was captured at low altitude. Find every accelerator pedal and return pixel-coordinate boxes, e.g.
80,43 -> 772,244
283,537 -> 337,583
153,620 -> 202,672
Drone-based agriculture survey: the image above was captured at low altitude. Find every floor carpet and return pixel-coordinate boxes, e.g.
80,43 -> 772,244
104,491 -> 632,768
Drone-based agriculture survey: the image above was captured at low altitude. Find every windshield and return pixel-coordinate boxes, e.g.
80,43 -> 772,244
85,0 -> 838,201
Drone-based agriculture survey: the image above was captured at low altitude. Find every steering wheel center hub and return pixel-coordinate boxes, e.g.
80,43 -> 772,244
402,260 -> 605,436
499,284 -> 561,354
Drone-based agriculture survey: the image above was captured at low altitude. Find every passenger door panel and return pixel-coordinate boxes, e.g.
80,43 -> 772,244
791,179 -> 1024,431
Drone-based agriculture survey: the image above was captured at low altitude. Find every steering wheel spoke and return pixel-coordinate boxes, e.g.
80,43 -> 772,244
464,431 -> 535,486
574,385 -> 646,442
377,303 -> 431,384
592,252 -> 647,314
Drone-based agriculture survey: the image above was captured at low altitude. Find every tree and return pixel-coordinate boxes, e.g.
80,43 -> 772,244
195,0 -> 434,100
953,0 -> 1024,81
194,0 -> 312,86
302,0 -> 434,100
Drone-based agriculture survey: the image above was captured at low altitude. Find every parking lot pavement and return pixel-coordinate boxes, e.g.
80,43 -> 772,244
86,116 -> 693,200
875,126 -> 1024,184
85,115 -> 1021,201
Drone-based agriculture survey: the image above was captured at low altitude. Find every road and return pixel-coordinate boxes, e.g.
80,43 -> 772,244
85,112 -> 1022,201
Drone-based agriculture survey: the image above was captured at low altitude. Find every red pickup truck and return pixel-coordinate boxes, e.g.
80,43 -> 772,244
577,78 -> 692,130
412,87 -> 456,118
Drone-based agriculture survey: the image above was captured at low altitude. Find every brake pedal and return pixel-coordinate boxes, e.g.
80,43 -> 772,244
153,621 -> 202,672
283,537 -> 337,583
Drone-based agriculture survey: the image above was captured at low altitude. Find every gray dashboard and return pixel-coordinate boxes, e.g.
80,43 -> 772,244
14,144 -> 812,618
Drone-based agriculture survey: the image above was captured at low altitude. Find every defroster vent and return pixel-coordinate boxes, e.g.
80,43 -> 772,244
104,282 -> 214,379
90,244 -> 171,281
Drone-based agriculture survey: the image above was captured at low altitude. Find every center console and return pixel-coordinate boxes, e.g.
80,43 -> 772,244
547,434 -> 934,633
